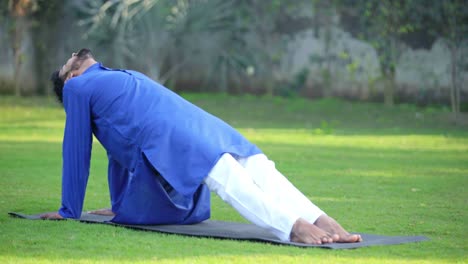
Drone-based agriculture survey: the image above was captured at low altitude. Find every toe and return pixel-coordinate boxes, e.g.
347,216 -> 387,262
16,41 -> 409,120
331,234 -> 340,242
351,234 -> 361,243
344,234 -> 361,243
356,234 -> 363,242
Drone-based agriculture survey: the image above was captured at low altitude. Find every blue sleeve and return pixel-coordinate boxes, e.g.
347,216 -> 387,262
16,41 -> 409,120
107,155 -> 129,212
58,85 -> 93,219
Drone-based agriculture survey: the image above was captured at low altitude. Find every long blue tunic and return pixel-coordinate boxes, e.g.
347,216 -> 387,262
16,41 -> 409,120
58,63 -> 261,224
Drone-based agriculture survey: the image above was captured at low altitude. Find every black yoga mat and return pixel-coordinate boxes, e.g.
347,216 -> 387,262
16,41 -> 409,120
9,212 -> 429,249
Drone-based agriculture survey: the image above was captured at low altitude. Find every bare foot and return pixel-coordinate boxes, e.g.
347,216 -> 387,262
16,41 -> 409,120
87,208 -> 115,216
314,214 -> 362,243
290,218 -> 334,244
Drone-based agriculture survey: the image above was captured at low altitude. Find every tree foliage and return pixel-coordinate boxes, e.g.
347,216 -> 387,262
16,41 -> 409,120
415,0 -> 468,121
74,0 -> 252,91
337,0 -> 418,106
30,1 -> 64,95
1,1 -> 65,95
6,0 -> 38,96
1,0 -> 466,110
75,0 -> 314,92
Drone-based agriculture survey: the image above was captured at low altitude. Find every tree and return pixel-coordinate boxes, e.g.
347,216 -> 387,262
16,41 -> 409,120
310,0 -> 339,97
338,0 -> 416,106
30,1 -> 64,95
418,0 -> 468,122
76,0 -> 253,92
76,0 -> 317,94
6,0 -> 38,96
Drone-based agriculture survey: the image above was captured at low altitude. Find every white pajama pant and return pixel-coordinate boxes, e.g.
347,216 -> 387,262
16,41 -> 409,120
203,153 -> 325,242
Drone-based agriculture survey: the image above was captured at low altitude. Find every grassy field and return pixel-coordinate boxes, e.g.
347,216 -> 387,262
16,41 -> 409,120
0,95 -> 467,263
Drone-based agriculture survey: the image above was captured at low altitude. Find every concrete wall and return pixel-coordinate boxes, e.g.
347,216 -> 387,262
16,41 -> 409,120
284,26 -> 467,102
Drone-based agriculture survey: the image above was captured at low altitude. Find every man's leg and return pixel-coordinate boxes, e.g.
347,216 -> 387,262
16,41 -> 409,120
237,154 -> 325,225
204,153 -> 332,244
238,154 -> 361,243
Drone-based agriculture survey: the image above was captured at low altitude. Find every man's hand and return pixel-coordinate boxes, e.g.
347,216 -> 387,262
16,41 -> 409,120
87,208 -> 115,216
39,212 -> 64,220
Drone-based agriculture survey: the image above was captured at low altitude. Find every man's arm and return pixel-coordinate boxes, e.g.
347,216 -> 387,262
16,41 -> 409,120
87,208 -> 115,216
105,155 -> 130,215
57,85 -> 93,219
77,156 -> 128,218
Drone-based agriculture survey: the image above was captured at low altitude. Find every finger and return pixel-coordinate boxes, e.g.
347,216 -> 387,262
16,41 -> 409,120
39,213 -> 50,219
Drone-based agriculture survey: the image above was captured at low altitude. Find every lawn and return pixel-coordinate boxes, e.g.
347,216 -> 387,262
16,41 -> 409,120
0,95 -> 467,263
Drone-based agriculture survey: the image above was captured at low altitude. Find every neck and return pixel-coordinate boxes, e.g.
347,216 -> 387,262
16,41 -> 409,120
76,58 -> 98,76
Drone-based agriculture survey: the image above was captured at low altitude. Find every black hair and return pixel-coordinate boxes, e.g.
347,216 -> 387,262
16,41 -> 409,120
76,48 -> 93,60
51,70 -> 64,104
50,48 -> 94,105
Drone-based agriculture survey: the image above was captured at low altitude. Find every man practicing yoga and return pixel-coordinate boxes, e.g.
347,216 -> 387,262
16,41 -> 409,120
41,48 -> 362,245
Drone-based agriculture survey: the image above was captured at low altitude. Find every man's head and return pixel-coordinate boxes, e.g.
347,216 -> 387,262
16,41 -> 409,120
51,48 -> 95,104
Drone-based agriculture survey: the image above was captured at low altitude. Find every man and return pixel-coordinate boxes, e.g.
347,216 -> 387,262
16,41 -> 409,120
41,48 -> 362,245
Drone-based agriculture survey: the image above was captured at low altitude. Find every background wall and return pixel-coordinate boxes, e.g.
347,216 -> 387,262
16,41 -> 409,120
0,0 -> 466,109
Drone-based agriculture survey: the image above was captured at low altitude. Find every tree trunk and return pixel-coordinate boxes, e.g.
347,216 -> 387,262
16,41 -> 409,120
32,36 -> 46,95
384,37 -> 397,107
450,44 -> 459,123
12,17 -> 26,96
384,72 -> 395,107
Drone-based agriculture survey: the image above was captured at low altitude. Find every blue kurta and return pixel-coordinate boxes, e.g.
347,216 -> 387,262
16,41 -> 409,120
59,63 -> 261,224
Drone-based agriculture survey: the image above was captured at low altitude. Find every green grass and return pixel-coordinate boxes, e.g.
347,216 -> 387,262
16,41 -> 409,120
0,95 -> 467,263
